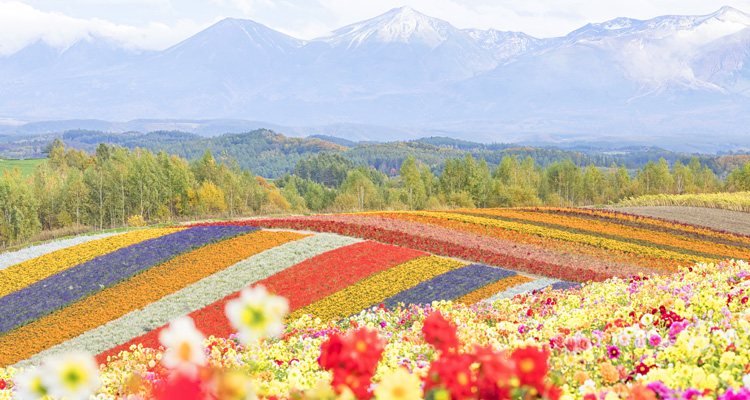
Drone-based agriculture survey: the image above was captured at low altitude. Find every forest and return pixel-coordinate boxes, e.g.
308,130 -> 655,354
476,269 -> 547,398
5,129 -> 749,179
3,137 -> 750,246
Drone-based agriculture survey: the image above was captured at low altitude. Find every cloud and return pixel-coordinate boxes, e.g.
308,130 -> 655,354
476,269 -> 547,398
212,0 -> 275,15
2,0 -> 750,57
0,1 -> 208,56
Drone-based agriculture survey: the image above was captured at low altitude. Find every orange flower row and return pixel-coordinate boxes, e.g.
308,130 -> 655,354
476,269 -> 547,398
370,212 -> 682,271
534,207 -> 750,244
464,208 -> 750,260
0,230 -> 306,366
455,275 -> 534,305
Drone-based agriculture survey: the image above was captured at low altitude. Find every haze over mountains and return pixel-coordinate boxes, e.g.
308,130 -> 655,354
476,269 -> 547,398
2,6 -> 750,151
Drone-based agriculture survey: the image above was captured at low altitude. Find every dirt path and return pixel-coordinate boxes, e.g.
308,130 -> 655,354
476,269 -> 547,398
609,206 -> 750,236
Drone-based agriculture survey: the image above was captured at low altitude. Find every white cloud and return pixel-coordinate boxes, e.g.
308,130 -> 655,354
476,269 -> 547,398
2,0 -> 750,57
0,0 -> 208,56
212,0 -> 275,15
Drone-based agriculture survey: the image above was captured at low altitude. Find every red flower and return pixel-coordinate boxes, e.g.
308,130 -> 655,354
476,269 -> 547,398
424,353 -> 476,400
153,374 -> 203,400
331,368 -> 372,399
341,327 -> 386,375
318,333 -> 345,370
0,379 -> 6,390
510,345 -> 550,392
473,345 -> 514,400
274,360 -> 284,366
634,363 -> 651,375
423,311 -> 460,354
318,327 -> 386,399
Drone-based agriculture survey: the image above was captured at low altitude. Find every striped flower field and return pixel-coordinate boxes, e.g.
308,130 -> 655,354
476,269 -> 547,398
0,207 -> 749,400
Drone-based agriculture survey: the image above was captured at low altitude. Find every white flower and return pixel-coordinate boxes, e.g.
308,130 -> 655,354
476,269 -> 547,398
159,316 -> 206,370
578,379 -> 596,395
225,285 -> 289,345
743,373 -> 750,388
639,313 -> 655,326
40,352 -> 101,400
13,368 -> 48,400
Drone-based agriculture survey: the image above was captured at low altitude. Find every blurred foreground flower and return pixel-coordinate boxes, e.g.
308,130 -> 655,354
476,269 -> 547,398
159,316 -> 206,372
374,367 -> 423,400
318,327 -> 386,399
14,352 -> 100,400
13,368 -> 47,400
225,284 -> 289,345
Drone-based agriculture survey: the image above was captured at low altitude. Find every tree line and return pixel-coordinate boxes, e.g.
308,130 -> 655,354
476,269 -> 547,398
2,139 -> 750,245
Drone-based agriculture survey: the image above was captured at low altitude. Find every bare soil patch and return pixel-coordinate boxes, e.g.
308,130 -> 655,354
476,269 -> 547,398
608,206 -> 750,236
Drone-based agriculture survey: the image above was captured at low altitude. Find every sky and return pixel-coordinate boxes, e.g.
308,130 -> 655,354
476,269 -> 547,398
2,0 -> 750,56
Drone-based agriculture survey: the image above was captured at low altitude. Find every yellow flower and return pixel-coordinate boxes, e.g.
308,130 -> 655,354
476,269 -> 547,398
374,368 -> 423,400
217,371 -> 257,400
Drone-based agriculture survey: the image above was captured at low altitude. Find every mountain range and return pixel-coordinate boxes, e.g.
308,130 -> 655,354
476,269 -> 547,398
2,6 -> 750,151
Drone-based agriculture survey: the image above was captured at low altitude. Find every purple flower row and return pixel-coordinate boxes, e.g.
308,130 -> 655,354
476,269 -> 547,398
0,225 -> 257,335
381,264 -> 516,310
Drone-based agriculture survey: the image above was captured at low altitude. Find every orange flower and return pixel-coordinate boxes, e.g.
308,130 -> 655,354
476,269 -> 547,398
0,231 -> 305,366
573,370 -> 590,385
598,362 -> 619,384
627,384 -> 657,400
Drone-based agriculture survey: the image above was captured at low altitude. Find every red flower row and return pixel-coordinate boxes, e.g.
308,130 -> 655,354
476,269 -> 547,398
190,217 -> 611,283
97,241 -> 424,363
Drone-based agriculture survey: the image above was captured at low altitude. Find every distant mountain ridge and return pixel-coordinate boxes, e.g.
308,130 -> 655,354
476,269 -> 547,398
2,6 -> 750,148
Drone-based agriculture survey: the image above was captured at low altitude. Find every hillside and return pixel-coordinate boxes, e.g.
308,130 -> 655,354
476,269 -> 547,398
0,207 -> 749,398
3,129 -> 742,179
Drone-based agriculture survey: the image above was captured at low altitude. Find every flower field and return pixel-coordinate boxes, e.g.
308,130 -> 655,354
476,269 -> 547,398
0,207 -> 749,399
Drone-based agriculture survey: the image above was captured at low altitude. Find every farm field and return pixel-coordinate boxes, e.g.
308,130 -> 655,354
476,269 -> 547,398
610,206 -> 750,236
0,207 -> 749,399
0,158 -> 44,177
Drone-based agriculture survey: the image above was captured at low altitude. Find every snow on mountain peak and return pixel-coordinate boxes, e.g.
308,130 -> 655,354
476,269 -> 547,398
328,6 -> 455,48
707,5 -> 750,25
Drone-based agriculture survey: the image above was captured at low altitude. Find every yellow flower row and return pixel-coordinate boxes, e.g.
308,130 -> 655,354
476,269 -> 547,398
288,256 -> 466,322
372,211 -> 683,271
0,230 -> 307,367
0,228 -> 183,298
455,274 -> 534,305
466,208 -> 750,260
415,211 -> 716,265
537,206 -> 750,245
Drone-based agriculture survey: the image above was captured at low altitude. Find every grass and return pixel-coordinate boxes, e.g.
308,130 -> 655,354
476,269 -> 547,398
0,158 -> 45,177
617,191 -> 750,212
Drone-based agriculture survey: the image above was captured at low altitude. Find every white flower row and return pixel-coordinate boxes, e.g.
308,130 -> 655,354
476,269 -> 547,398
482,277 -> 558,303
13,233 -> 361,369
0,231 -> 128,271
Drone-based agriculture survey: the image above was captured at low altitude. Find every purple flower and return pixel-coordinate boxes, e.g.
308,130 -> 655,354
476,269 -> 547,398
649,333 -> 663,347
607,345 -> 621,359
379,321 -> 387,328
646,381 -> 674,398
0,225 -> 256,335
380,264 -> 515,310
718,387 -> 750,400
681,388 -> 701,400
669,321 -> 688,340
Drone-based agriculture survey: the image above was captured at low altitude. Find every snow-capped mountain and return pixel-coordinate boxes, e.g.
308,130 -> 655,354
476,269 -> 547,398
2,6 -> 750,147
